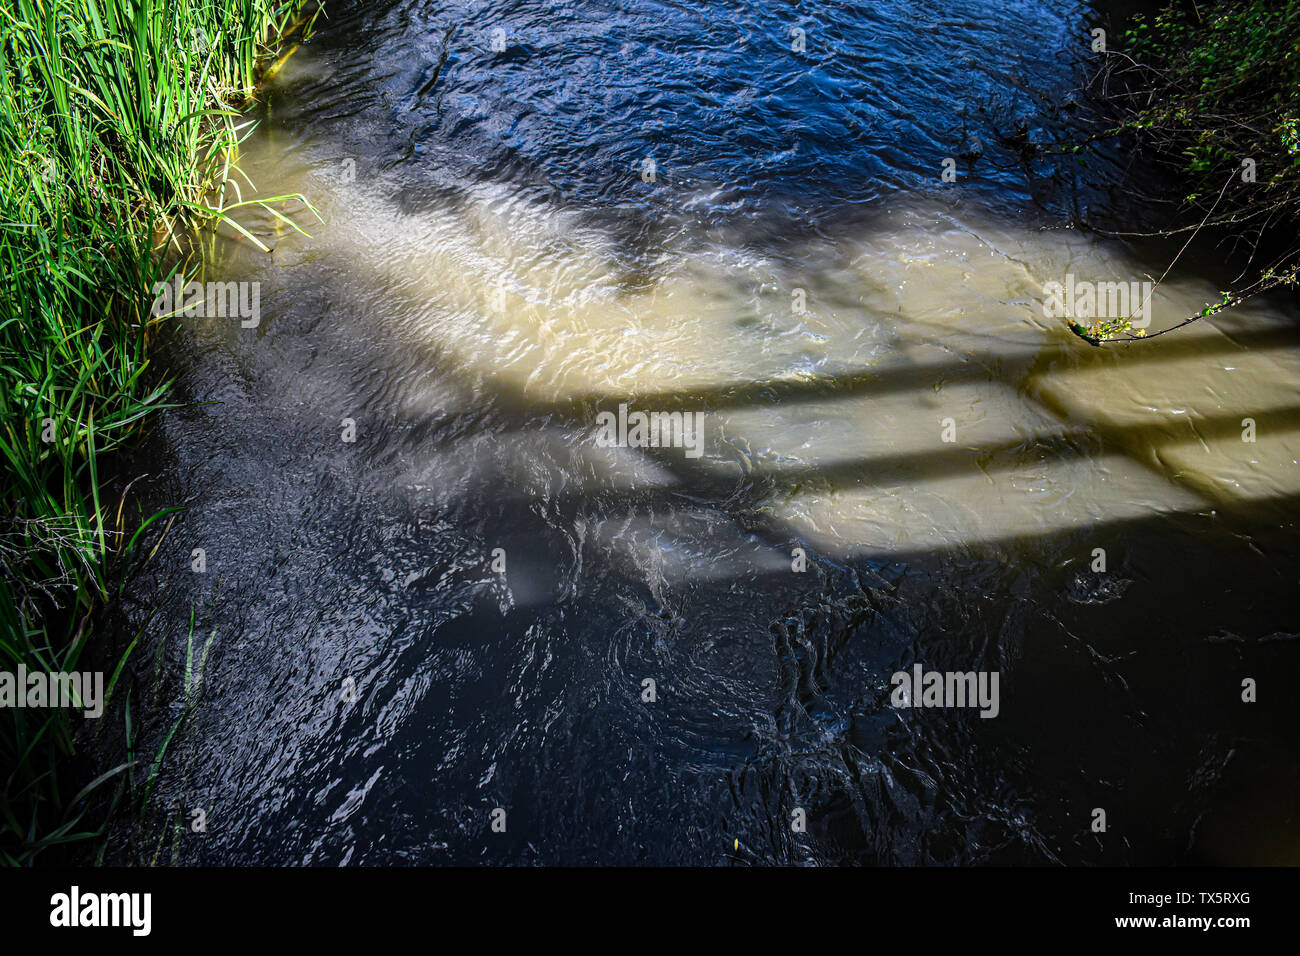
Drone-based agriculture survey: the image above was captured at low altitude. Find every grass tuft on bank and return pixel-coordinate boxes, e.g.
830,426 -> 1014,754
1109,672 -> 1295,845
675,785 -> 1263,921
0,0 -> 313,865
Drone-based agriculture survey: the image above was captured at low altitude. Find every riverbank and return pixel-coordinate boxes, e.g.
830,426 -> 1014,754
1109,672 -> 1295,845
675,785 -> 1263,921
0,0 -> 313,864
1074,0 -> 1300,342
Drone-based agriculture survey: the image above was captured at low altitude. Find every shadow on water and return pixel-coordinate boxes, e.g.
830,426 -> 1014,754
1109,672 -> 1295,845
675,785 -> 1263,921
88,242 -> 1300,865
80,0 -> 1300,865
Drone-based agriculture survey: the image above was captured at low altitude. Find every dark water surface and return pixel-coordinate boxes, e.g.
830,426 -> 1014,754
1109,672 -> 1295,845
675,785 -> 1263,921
98,0 -> 1300,864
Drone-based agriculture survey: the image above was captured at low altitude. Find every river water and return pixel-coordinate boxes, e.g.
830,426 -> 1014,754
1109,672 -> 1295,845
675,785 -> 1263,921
103,0 -> 1300,864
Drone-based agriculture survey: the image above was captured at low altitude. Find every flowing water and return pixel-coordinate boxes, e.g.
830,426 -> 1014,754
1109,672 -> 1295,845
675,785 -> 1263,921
103,0 -> 1300,864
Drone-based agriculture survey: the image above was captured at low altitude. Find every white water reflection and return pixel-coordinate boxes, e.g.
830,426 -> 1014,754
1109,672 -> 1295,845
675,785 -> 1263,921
212,163 -> 1300,564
